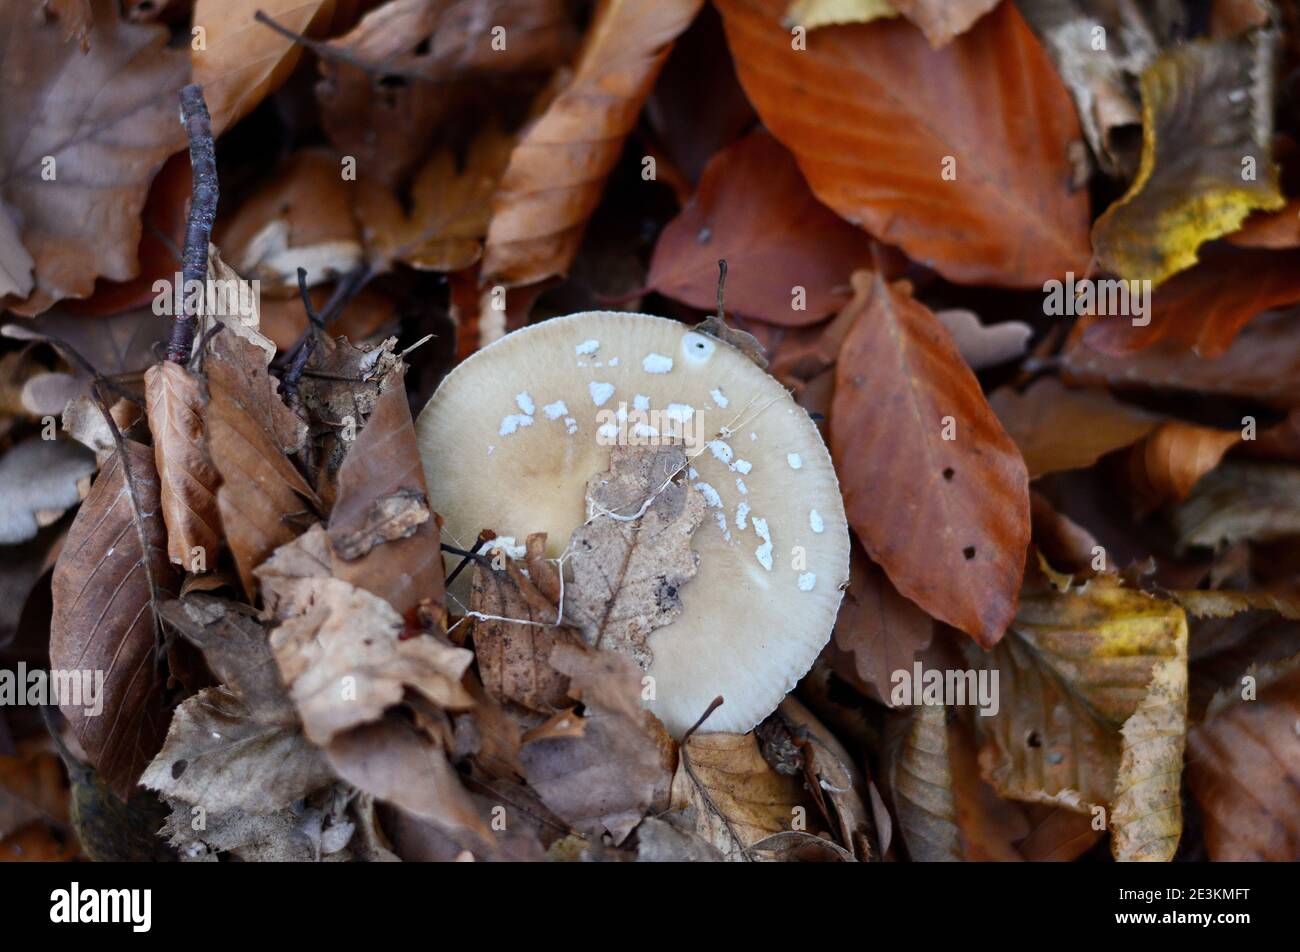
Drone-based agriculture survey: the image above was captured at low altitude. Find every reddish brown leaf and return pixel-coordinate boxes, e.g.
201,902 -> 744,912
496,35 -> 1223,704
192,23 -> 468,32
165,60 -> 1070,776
646,130 -> 872,326
1187,660 -> 1300,860
831,272 -> 1029,646
716,0 -> 1090,287
0,0 -> 187,313
145,361 -> 222,572
1082,246 -> 1300,358
49,441 -> 178,799
831,541 -> 933,705
481,0 -> 705,286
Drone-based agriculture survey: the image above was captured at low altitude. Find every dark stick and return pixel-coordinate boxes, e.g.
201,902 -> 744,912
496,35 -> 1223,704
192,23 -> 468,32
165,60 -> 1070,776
165,84 -> 218,364
715,259 -> 728,323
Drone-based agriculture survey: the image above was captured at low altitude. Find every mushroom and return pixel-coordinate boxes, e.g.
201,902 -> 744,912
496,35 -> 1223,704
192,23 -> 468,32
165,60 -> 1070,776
416,311 -> 849,736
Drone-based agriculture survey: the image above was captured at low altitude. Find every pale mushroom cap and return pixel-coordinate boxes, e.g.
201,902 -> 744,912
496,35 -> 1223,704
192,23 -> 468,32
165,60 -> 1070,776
416,312 -> 850,736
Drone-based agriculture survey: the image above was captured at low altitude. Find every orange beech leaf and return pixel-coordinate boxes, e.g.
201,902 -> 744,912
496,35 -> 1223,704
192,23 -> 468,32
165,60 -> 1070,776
1082,246 -> 1300,358
192,0 -> 338,136
481,0 -> 705,286
646,130 -> 873,326
1127,420 -> 1240,508
1227,197 -> 1300,249
716,0 -> 1090,288
990,377 -> 1161,479
831,272 -> 1029,647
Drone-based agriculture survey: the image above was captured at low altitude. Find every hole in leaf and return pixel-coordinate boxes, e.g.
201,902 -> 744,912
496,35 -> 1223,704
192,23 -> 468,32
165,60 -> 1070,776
172,759 -> 188,779
1026,731 -> 1042,749
963,545 -> 976,560
942,467 -> 954,480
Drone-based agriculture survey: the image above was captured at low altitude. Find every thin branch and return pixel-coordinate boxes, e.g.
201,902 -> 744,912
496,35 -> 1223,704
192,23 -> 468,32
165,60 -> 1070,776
166,84 -> 218,364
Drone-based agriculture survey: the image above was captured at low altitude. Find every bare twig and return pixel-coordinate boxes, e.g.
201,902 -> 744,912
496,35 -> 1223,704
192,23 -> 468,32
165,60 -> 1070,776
166,84 -> 218,364
715,258 -> 728,323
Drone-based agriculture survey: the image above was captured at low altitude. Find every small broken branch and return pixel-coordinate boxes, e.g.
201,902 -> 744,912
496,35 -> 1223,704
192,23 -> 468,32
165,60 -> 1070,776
166,83 -> 219,365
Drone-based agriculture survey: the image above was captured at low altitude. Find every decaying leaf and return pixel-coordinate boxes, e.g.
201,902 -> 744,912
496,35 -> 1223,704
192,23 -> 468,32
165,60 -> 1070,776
0,0 -> 187,313
1173,462 -> 1300,549
1126,421 -> 1239,508
564,443 -> 706,668
669,730 -> 812,861
935,309 -> 1032,371
972,570 -> 1189,861
145,361 -> 222,570
889,704 -> 961,861
520,643 -> 674,845
1186,656 -> 1300,860
141,687 -> 333,815
832,273 -> 1029,647
49,441 -> 178,799
1091,32 -> 1285,286
0,438 -> 95,545
205,332 -> 319,599
481,0 -> 705,285
269,577 -> 474,745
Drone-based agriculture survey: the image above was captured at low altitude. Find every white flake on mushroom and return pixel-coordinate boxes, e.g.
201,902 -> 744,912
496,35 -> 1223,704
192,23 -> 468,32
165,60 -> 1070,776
735,502 -> 750,530
642,353 -> 673,374
576,339 -> 600,356
752,517 -> 773,571
498,413 -> 533,436
787,453 -> 803,470
810,509 -> 824,533
515,391 -> 535,415
710,387 -> 729,408
543,400 -> 568,420
694,481 -> 722,508
589,381 -> 615,406
798,572 -> 817,592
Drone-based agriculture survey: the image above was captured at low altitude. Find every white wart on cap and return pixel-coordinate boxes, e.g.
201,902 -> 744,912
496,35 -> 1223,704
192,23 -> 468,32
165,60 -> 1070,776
416,311 -> 850,736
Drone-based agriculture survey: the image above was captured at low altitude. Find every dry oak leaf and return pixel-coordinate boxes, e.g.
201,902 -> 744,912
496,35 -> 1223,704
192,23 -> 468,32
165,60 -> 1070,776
0,0 -> 187,314
270,577 -> 474,745
358,125 -> 515,275
141,687 -> 334,816
1080,245 -> 1300,359
973,571 -> 1189,862
192,0 -> 338,136
1091,32 -> 1286,286
1186,656 -> 1300,860
205,332 -> 319,600
327,369 -> 444,621
481,0 -> 705,286
716,0 -> 1091,287
145,361 -> 222,571
49,441 -> 179,800
831,272 -> 1030,648
670,730 -> 812,861
564,443 -> 706,669
645,130 -> 873,326
521,643 -> 675,845
989,377 -> 1161,479
831,540 -> 933,707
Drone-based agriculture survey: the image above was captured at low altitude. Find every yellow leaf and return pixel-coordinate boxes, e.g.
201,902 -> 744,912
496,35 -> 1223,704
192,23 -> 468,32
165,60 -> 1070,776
1091,34 -> 1285,286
